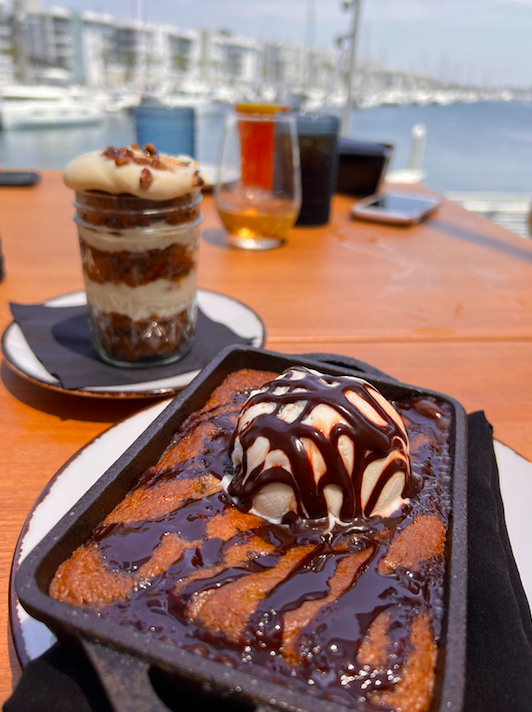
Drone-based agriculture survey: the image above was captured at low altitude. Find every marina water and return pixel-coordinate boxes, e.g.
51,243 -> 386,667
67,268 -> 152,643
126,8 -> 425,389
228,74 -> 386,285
0,101 -> 531,193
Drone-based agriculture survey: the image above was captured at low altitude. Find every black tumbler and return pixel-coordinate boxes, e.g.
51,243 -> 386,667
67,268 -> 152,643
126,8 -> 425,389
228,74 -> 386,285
295,113 -> 340,226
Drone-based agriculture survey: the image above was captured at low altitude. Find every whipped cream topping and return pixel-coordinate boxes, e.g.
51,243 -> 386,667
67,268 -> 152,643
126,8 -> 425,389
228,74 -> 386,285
225,367 -> 411,528
64,145 -> 202,200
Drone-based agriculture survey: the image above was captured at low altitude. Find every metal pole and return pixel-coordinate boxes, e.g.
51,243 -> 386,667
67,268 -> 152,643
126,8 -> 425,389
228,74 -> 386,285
13,0 -> 29,83
341,0 -> 362,137
136,0 -> 145,93
409,123 -> 426,170
305,0 -> 316,89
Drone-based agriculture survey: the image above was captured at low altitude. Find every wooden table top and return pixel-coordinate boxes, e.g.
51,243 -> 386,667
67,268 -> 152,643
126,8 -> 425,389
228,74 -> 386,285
1,172 -> 531,703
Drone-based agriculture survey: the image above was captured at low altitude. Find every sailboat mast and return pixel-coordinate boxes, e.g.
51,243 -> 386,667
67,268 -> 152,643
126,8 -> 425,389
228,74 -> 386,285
341,0 -> 362,137
13,0 -> 29,83
136,0 -> 146,92
305,0 -> 316,89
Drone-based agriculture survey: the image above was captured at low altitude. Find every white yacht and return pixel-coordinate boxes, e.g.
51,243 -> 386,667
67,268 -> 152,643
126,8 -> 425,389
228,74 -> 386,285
100,89 -> 141,114
0,85 -> 104,130
162,83 -> 236,117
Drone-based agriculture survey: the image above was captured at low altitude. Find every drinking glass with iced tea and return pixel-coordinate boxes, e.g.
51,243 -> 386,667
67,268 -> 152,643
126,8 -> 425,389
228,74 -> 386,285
214,108 -> 301,250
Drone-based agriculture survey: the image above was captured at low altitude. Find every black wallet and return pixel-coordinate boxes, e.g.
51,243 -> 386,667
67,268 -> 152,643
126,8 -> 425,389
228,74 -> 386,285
335,138 -> 394,197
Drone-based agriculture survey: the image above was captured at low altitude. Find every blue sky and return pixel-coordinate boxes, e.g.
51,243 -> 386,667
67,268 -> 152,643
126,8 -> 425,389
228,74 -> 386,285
59,0 -> 532,86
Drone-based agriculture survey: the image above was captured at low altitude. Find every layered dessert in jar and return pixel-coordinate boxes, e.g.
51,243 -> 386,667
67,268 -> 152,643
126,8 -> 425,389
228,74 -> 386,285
50,366 -> 452,711
64,144 -> 204,367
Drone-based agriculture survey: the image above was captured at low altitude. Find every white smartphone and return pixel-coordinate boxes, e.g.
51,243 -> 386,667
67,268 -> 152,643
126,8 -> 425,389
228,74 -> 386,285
350,192 -> 441,226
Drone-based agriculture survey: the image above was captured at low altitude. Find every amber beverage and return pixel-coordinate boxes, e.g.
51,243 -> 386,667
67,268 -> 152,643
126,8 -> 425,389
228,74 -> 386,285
215,111 -> 301,251
236,104 -> 285,191
216,195 -> 298,242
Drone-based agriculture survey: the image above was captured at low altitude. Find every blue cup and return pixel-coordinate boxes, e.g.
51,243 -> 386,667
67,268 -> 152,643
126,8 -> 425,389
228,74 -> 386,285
134,106 -> 195,157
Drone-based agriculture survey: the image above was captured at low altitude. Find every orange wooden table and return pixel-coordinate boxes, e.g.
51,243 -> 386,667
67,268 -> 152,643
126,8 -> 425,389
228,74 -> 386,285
1,172 -> 531,703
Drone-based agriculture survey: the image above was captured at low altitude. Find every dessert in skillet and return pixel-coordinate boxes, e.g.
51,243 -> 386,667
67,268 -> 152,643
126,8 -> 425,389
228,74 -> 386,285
64,144 -> 204,366
50,367 -> 452,711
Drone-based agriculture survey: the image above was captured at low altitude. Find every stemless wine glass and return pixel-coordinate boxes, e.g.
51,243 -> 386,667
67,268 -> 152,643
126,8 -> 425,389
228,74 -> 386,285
215,110 -> 301,250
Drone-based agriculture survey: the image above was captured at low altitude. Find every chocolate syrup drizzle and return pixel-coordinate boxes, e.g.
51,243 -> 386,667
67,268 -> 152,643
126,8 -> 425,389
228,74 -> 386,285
57,374 -> 452,709
228,368 -> 411,523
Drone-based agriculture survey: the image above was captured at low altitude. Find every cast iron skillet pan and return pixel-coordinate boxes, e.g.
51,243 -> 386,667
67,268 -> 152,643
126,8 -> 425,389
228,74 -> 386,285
16,346 -> 467,712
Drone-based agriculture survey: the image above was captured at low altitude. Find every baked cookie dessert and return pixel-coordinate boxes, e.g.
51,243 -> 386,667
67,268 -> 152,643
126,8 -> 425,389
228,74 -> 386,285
64,144 -> 204,366
50,367 -> 452,711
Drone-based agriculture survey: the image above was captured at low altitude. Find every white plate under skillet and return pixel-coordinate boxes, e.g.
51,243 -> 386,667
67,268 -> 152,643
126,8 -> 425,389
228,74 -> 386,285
1,289 -> 266,398
9,401 -> 532,667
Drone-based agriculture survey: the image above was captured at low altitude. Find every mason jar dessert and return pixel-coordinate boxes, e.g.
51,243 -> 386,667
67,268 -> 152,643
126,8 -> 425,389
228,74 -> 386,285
64,144 -> 203,367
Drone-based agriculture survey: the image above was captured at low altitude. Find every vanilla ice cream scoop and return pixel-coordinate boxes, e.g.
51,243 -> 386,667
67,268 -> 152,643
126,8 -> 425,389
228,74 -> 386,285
226,367 -> 411,526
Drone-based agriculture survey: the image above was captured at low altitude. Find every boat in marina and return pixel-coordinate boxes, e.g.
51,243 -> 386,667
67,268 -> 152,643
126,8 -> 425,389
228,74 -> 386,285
161,83 -> 236,117
0,85 -> 104,130
101,89 -> 142,114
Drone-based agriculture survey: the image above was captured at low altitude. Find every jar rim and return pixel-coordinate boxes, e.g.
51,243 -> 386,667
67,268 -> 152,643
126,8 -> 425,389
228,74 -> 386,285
73,189 -> 203,216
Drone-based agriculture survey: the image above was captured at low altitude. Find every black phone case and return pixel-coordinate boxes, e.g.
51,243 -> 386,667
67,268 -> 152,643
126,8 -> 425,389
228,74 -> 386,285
0,172 -> 41,187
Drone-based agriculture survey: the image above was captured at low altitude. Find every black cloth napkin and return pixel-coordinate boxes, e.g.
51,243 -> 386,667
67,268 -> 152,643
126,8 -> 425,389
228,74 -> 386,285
9,303 -> 254,389
464,412 -> 532,711
5,413 -> 532,712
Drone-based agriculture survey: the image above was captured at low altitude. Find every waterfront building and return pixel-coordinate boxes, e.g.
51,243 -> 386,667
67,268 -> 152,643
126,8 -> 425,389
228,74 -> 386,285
22,3 -> 75,84
81,12 -> 114,88
0,1 -> 14,84
0,0 -> 519,106
262,41 -> 306,88
0,1 -> 340,96
165,27 -> 200,86
210,32 -> 260,85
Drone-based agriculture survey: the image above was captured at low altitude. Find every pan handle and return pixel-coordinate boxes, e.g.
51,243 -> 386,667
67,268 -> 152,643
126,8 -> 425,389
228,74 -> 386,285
82,638 -> 276,712
298,352 -> 398,382
81,638 -> 171,712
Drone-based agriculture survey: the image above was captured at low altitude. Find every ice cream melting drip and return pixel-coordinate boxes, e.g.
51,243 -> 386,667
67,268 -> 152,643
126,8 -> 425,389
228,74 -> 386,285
226,367 -> 411,527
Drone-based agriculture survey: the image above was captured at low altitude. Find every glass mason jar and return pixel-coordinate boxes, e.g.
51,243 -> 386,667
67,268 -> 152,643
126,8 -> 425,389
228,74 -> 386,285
74,189 -> 202,367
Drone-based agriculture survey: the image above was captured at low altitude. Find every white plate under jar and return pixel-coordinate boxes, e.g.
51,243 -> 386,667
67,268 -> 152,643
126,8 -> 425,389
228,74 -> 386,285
2,289 -> 266,398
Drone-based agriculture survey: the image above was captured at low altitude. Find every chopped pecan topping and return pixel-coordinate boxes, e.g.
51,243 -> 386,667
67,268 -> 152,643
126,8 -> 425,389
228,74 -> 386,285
192,170 -> 204,187
151,158 -> 167,170
139,168 -> 153,190
102,146 -> 120,159
103,146 -> 134,163
100,144 -> 194,180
